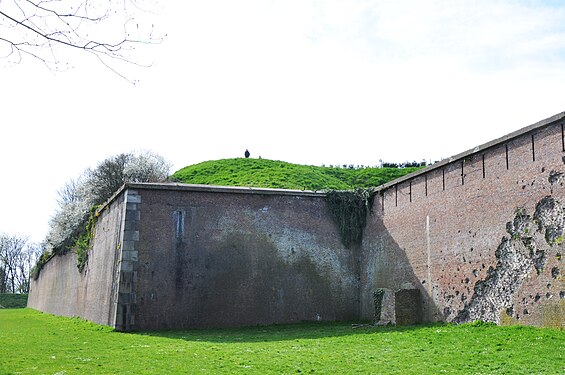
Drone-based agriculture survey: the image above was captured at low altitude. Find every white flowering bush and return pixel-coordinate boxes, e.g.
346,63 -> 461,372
124,151 -> 171,184
43,151 -> 171,262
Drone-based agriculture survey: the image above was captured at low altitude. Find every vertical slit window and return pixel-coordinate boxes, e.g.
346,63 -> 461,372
409,181 -> 412,202
395,185 -> 398,207
425,175 -> 428,196
461,161 -> 465,185
531,134 -> 536,162
442,169 -> 445,191
174,210 -> 185,241
482,154 -> 486,178
505,144 -> 509,170
562,123 -> 564,152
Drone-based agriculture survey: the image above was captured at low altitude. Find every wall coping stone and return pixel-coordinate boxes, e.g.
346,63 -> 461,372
374,111 -> 565,192
98,182 -> 326,214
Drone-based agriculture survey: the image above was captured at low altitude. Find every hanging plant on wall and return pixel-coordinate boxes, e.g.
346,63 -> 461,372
326,188 -> 375,248
74,206 -> 99,273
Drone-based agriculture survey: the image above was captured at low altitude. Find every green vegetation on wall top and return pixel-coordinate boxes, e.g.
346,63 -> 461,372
170,158 -> 422,190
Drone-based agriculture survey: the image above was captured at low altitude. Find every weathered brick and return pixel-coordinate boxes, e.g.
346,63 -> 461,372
28,112 -> 565,331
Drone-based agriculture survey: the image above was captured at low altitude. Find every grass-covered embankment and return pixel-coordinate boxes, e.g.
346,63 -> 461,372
0,293 -> 27,308
1,309 -> 562,374
171,158 -> 421,190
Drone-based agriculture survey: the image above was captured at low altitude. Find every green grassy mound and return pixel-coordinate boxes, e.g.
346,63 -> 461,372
171,158 -> 421,190
0,293 -> 28,308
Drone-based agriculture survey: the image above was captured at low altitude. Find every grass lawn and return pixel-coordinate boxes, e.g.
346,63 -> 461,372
0,309 -> 563,374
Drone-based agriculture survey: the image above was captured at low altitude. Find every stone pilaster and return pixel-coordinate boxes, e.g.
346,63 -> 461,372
115,189 -> 140,331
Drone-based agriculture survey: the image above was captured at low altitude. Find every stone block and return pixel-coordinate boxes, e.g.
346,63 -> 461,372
125,210 -> 140,221
124,220 -> 138,231
122,241 -> 135,251
379,289 -> 396,324
119,271 -> 134,290
122,251 -> 138,261
127,194 -> 141,204
395,288 -> 422,325
121,261 -> 133,272
124,230 -> 139,241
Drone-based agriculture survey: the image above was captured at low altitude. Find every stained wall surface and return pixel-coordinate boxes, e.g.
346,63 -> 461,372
27,194 -> 125,326
28,112 -> 565,329
128,185 -> 358,330
361,113 -> 565,327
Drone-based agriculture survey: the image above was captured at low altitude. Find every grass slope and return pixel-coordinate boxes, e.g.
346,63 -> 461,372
1,309 -> 563,374
171,158 -> 421,190
0,293 -> 27,308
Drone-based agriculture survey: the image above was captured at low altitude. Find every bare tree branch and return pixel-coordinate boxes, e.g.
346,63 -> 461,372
0,0 -> 163,82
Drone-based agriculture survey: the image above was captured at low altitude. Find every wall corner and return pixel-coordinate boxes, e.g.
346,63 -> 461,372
114,189 -> 141,331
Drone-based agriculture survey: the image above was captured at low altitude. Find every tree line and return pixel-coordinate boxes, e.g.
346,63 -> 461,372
324,160 -> 428,169
0,234 -> 42,294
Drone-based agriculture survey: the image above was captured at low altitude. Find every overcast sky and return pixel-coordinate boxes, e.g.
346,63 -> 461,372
1,0 -> 565,243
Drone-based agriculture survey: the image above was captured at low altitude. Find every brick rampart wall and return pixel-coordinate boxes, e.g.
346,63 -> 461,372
29,112 -> 565,329
361,113 -> 565,327
130,185 -> 358,329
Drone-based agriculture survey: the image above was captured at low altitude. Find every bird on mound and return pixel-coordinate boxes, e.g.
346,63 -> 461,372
244,149 -> 250,158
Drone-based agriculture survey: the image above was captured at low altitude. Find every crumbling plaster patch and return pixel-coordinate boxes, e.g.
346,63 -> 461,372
455,194 -> 564,324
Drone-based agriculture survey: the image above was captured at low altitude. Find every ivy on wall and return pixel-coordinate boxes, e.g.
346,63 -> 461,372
31,206 -> 99,280
30,252 -> 53,280
373,288 -> 385,322
325,188 -> 375,248
74,207 -> 99,273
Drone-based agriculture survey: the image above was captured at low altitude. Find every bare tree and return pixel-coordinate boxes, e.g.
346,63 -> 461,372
56,176 -> 81,208
0,0 -> 162,81
87,153 -> 131,205
15,241 -> 43,293
0,234 -> 29,293
0,256 -> 5,293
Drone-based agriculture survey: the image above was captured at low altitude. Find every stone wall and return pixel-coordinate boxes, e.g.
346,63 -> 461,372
361,112 -> 565,327
27,193 -> 125,326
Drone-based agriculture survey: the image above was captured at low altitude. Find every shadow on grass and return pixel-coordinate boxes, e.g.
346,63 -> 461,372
131,321 -> 445,344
